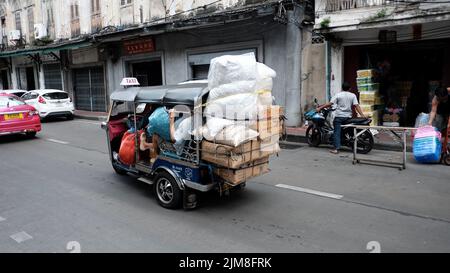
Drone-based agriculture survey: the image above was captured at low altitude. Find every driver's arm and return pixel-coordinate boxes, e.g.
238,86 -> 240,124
316,102 -> 333,112
428,96 -> 439,126
354,104 -> 366,118
169,109 -> 176,142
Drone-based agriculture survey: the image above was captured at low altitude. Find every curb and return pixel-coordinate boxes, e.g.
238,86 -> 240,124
284,134 -> 413,152
74,114 -> 107,122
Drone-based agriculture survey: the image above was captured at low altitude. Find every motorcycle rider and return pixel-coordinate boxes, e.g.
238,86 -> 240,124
316,82 -> 366,154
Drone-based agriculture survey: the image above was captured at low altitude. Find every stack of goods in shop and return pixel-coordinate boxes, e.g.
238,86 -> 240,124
394,81 -> 412,108
382,102 -> 403,127
201,53 -> 282,185
413,125 -> 442,163
356,69 -> 383,126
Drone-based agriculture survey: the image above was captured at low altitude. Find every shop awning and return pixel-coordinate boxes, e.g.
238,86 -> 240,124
0,40 -> 92,58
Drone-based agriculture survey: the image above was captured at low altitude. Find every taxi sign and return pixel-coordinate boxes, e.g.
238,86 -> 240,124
120,77 -> 140,86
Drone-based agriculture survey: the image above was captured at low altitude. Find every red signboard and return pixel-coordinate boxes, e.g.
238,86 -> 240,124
123,38 -> 155,55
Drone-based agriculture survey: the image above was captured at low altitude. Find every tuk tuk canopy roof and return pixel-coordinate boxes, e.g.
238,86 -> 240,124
110,83 -> 208,106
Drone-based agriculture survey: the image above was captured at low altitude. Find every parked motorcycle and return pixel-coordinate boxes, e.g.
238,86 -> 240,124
304,98 -> 374,154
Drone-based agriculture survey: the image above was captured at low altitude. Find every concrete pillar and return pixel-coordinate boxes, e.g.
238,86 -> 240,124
10,62 -> 18,89
38,64 -> 45,89
284,5 -> 303,127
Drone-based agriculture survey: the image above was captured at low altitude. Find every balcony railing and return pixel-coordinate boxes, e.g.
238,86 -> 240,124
325,0 -> 393,12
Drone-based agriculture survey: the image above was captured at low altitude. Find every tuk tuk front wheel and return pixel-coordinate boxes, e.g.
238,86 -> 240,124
154,172 -> 182,209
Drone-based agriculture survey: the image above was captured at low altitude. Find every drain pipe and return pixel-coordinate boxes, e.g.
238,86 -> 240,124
325,40 -> 331,101
284,4 -> 304,127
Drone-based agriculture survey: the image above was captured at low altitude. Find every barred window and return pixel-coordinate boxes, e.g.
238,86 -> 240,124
120,0 -> 132,6
14,12 -> 21,33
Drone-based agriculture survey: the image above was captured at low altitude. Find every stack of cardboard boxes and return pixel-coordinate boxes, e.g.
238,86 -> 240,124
357,69 -> 383,126
201,105 -> 283,185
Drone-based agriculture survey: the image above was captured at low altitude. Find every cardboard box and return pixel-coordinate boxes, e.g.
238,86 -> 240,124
214,157 -> 269,185
359,91 -> 380,104
360,104 -> 375,112
357,69 -> 377,78
257,105 -> 284,120
250,118 -> 282,140
202,139 -> 279,169
357,83 -> 379,92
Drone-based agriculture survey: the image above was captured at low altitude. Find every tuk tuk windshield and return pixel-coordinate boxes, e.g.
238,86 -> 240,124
110,101 -> 134,118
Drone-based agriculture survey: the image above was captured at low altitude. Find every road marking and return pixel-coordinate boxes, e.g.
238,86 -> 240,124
275,184 -> 344,200
0,216 -> 5,222
10,231 -> 33,243
46,138 -> 69,145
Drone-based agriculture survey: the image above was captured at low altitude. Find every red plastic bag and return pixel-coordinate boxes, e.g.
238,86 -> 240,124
119,131 -> 136,165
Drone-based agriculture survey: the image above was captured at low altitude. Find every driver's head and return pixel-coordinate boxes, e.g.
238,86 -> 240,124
342,82 -> 351,92
435,87 -> 449,102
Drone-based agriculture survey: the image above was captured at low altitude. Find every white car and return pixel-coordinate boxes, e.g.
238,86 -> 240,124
0,89 -> 28,98
21,89 -> 75,120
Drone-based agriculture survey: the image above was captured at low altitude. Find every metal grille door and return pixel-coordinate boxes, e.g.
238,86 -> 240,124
73,66 -> 106,112
43,63 -> 63,90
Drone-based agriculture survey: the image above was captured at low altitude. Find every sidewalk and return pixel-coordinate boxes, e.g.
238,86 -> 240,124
285,125 -> 414,152
74,110 -> 108,121
72,111 -> 413,151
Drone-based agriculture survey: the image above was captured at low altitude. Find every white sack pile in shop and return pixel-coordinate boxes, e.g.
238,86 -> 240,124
202,53 -> 277,147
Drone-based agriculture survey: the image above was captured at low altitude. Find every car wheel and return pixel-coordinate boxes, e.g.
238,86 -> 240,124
154,172 -> 182,209
26,131 -> 36,138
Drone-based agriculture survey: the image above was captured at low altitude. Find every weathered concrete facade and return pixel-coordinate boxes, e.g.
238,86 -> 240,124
0,0 -> 314,126
314,0 -> 450,98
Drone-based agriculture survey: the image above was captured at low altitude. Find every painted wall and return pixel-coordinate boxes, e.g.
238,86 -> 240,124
106,18 -> 289,110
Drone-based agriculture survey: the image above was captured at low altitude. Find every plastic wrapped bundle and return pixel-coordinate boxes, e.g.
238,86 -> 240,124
413,126 -> 442,163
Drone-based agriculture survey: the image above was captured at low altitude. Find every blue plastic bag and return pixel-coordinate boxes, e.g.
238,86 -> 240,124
147,107 -> 171,141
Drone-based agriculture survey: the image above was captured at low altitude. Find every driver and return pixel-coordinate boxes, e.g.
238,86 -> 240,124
316,82 -> 366,154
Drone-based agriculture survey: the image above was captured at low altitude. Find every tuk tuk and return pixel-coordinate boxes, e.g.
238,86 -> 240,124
102,82 -> 249,209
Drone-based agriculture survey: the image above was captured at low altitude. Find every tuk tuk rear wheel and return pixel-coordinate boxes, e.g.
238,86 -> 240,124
154,172 -> 182,209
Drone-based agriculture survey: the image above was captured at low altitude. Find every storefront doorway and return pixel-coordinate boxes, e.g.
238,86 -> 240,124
26,67 -> 36,90
130,60 -> 162,86
73,66 -> 106,112
0,69 -> 9,89
43,63 -> 63,90
344,38 -> 450,127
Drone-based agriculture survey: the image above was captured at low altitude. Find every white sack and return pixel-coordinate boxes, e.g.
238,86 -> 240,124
204,117 -> 255,139
204,117 -> 235,138
255,63 -> 276,106
207,53 -> 258,89
256,62 -> 276,79
204,92 -> 259,121
208,80 -> 256,101
173,116 -> 192,143
213,125 -> 259,147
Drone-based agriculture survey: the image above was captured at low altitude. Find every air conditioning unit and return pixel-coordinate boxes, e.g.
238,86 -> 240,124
9,30 -> 21,41
34,24 -> 47,39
